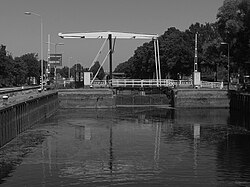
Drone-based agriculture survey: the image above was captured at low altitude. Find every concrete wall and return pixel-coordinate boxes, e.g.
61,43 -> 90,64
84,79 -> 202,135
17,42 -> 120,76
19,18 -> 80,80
115,94 -> 170,107
59,89 -> 114,108
0,91 -> 58,148
174,89 -> 229,108
230,91 -> 250,112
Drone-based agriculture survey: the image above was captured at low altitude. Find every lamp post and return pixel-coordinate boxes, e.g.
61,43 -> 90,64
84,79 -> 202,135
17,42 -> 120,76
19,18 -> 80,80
68,57 -> 72,79
221,42 -> 230,91
25,11 -> 43,90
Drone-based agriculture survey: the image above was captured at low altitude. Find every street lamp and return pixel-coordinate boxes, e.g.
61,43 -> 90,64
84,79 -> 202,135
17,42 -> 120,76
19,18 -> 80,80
221,42 -> 230,91
25,11 -> 44,90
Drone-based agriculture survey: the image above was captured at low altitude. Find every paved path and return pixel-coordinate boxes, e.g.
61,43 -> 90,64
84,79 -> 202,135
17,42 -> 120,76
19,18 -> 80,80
0,89 -> 54,109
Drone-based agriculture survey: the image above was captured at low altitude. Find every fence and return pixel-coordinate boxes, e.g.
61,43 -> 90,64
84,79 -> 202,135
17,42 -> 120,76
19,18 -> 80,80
230,91 -> 250,112
0,91 -> 58,148
109,79 -> 223,89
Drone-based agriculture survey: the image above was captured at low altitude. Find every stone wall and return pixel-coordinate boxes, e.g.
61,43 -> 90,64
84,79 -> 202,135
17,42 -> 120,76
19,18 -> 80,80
59,89 -> 114,108
174,89 -> 229,108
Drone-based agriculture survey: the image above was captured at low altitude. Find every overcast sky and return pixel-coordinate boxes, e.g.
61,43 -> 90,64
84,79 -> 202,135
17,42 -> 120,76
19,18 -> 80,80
0,0 -> 224,70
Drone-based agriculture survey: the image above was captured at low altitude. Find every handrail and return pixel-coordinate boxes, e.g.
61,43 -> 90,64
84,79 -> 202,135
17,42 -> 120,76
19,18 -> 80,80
91,79 -> 223,89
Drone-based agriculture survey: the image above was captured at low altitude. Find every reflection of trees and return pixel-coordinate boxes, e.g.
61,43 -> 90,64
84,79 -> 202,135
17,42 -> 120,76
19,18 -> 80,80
0,163 -> 14,184
216,134 -> 250,182
230,109 -> 250,131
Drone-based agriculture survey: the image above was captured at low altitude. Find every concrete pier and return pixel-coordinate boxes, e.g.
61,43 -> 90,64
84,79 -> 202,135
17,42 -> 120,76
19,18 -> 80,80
59,89 -> 114,108
174,89 -> 230,108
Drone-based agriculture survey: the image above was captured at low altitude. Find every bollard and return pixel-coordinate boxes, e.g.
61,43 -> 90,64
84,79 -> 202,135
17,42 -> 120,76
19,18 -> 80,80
2,95 -> 9,105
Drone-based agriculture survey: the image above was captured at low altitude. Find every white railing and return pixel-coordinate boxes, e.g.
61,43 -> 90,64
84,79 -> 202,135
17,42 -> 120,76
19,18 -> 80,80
201,81 -> 223,89
111,79 -> 174,87
92,80 -> 108,87
91,79 -> 224,89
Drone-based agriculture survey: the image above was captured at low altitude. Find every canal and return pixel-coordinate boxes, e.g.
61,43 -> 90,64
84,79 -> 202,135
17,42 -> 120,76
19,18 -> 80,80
1,107 -> 250,186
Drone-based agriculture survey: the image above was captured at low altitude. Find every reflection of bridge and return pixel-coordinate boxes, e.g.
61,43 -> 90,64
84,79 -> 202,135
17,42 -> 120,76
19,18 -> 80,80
92,79 -> 223,89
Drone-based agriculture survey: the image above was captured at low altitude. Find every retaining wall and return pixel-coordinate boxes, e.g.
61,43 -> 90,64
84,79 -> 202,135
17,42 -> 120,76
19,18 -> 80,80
230,91 -> 250,112
174,89 -> 229,108
115,94 -> 171,107
59,89 -> 114,108
0,91 -> 58,148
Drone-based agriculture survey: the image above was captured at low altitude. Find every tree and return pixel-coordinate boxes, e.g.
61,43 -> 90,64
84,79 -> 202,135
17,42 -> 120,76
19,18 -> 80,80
89,61 -> 105,80
57,66 -> 70,78
0,45 -> 15,87
13,57 -> 28,86
217,0 -> 250,74
114,27 -> 194,79
160,27 -> 193,79
20,53 -> 40,85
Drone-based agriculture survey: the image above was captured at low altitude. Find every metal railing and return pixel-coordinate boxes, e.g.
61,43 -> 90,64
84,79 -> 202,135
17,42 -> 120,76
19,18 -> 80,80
91,79 -> 223,89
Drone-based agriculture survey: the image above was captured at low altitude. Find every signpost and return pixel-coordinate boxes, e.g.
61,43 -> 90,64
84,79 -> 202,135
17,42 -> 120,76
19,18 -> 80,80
48,53 -> 62,67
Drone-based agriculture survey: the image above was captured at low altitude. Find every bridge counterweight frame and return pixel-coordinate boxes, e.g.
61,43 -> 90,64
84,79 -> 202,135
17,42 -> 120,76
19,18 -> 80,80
58,31 -> 161,87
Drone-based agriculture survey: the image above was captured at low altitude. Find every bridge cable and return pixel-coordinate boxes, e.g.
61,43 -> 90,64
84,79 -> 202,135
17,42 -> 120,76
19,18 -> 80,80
156,39 -> 161,86
153,39 -> 159,87
88,37 -> 108,71
91,49 -> 111,85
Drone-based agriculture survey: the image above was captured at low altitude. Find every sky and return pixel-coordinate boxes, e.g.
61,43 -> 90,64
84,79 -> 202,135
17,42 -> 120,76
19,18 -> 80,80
0,0 -> 224,70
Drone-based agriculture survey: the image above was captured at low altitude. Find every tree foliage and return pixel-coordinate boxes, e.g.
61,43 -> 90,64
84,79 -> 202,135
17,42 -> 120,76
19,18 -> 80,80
19,53 -> 40,84
217,0 -> 250,73
115,25 -> 220,80
0,45 -> 14,86
89,61 -> 105,80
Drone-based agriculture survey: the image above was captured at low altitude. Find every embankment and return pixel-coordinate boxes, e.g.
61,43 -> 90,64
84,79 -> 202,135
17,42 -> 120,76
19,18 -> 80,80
174,89 -> 229,108
0,91 -> 58,148
59,89 -> 114,108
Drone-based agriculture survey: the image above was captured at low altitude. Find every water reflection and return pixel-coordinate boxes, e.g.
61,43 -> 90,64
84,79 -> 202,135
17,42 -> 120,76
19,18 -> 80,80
154,122 -> 161,165
230,109 -> 250,131
1,108 -> 250,186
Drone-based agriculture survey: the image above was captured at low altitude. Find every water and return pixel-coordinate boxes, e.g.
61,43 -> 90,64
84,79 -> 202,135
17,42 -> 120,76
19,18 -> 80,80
1,108 -> 250,186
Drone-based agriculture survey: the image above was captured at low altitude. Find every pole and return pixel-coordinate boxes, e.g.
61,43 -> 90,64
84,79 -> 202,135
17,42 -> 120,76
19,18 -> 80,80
41,16 -> 43,89
194,33 -> 198,72
24,12 -> 43,89
54,44 -> 57,86
108,34 -> 112,81
227,44 -> 230,91
47,34 -> 50,82
156,39 -> 161,86
154,39 -> 159,86
68,57 -> 71,79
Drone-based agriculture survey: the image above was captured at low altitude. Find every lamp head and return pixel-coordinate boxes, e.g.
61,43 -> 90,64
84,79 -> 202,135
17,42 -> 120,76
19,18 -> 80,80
24,12 -> 31,15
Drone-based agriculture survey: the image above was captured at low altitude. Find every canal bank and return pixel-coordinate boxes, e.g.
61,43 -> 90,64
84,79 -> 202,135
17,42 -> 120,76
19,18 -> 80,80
59,88 -> 230,108
0,91 -> 58,148
230,91 -> 250,112
59,89 -> 114,108
174,89 -> 229,108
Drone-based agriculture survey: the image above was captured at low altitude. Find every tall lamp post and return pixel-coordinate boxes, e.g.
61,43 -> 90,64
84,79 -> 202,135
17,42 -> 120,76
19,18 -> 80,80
25,11 -> 44,89
221,42 -> 230,91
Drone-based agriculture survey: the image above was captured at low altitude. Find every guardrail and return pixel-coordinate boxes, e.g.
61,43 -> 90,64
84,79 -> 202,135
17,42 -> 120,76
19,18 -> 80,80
94,79 -> 223,89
